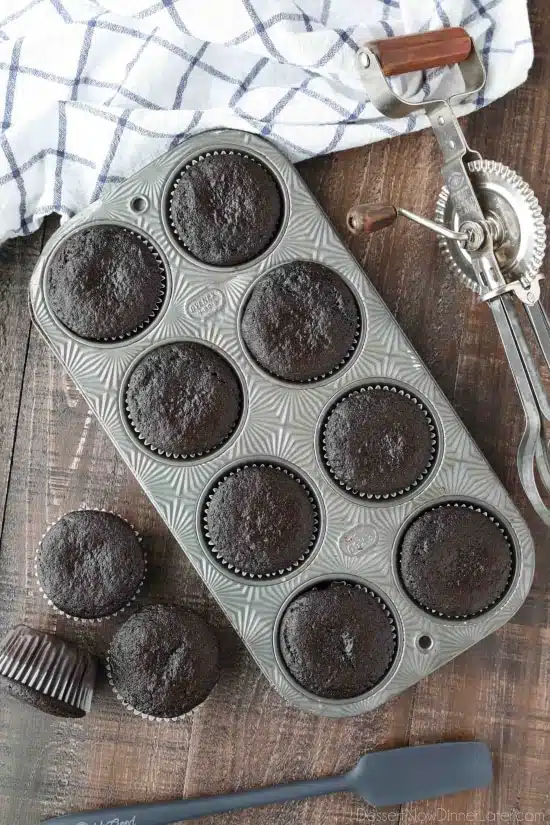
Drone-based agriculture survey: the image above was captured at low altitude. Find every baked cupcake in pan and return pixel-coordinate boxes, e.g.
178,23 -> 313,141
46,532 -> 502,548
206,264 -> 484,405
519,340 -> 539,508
169,153 -> 282,266
279,582 -> 396,700
46,225 -> 165,340
241,261 -> 360,382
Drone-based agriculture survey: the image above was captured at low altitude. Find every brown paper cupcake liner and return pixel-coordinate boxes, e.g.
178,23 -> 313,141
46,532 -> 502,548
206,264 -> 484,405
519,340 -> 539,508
35,508 -> 146,624
398,502 -> 515,619
202,462 -> 319,579
0,624 -> 97,716
321,384 -> 438,500
279,581 -> 398,695
105,653 -> 199,722
167,149 -> 283,263
124,382 -> 243,461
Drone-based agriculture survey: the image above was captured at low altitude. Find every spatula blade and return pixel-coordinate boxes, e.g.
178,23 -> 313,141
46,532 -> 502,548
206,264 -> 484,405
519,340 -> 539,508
355,741 -> 492,807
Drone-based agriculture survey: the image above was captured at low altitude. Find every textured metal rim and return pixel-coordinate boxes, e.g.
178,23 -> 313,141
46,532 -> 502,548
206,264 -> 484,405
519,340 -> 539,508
435,159 -> 547,295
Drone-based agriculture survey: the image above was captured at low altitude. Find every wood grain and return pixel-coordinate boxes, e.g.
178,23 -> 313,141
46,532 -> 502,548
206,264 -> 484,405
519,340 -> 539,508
0,229 -> 44,533
369,28 -> 472,77
0,5 -> 549,825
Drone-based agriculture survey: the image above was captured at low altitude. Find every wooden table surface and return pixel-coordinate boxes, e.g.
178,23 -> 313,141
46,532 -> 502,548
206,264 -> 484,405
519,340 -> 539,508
1,6 -> 549,825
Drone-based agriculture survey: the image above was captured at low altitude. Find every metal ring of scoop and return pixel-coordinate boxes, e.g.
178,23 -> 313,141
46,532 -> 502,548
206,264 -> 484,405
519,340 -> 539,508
435,159 -> 547,296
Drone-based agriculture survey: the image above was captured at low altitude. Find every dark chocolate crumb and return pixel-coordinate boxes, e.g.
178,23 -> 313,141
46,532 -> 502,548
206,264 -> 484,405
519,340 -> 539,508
399,506 -> 512,616
109,604 -> 220,717
169,154 -> 281,266
37,510 -> 144,619
241,261 -> 359,381
280,583 -> 395,699
206,466 -> 315,576
324,389 -> 434,496
125,342 -> 242,456
47,226 -> 164,340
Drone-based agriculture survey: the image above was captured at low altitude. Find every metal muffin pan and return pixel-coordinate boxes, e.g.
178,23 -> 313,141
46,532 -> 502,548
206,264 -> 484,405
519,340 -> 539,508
29,129 -> 535,718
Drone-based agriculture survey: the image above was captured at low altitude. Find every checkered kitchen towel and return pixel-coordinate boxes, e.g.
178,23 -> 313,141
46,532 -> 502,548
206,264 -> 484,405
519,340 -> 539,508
0,0 -> 533,243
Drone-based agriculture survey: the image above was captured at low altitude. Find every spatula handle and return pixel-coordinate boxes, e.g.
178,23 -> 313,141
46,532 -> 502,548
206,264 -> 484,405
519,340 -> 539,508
41,773 -> 350,825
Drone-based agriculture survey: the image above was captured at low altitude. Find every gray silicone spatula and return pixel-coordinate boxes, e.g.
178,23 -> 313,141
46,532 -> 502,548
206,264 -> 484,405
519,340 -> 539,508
41,741 -> 491,825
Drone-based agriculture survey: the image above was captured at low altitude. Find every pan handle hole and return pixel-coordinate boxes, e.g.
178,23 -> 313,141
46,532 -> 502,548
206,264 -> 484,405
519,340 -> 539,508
130,196 -> 148,213
417,634 -> 433,652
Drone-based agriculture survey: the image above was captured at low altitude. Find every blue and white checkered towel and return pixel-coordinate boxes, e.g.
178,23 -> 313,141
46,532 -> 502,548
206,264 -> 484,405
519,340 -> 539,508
0,0 -> 533,243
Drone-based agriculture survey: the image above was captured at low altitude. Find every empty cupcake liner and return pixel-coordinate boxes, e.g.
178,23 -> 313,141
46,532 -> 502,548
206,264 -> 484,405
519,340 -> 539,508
46,227 -> 167,343
278,580 -> 398,696
124,353 -> 244,461
167,149 -> 283,264
0,624 -> 97,715
321,384 -> 438,500
202,462 -> 320,579
397,502 -> 515,619
35,508 -> 147,624
105,653 -> 202,722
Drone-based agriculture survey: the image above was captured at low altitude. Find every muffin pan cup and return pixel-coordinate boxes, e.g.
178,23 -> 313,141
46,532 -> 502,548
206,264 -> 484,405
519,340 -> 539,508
35,508 -> 146,624
277,580 -> 398,700
201,462 -> 320,579
396,502 -> 515,620
239,262 -> 362,384
167,150 -> 283,266
108,229 -> 167,342
46,226 -> 167,342
321,384 -> 438,499
123,342 -> 244,460
29,129 -> 535,718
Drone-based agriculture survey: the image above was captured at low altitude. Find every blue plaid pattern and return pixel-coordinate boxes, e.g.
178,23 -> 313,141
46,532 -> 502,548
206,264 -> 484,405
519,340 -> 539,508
0,0 -> 533,241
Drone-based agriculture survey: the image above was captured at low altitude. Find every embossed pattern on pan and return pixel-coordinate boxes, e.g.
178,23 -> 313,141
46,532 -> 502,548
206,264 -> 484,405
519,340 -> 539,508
29,130 -> 535,719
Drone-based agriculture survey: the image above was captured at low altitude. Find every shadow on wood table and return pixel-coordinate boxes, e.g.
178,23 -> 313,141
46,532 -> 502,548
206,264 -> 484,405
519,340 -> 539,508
1,5 -> 549,825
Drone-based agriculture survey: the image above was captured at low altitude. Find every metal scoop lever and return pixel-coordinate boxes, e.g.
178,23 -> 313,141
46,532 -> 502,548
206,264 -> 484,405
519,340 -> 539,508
348,201 -> 469,242
41,742 -> 492,825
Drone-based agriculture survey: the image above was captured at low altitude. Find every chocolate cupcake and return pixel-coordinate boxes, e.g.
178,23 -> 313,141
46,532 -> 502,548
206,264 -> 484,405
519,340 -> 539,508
322,385 -> 436,498
279,582 -> 396,699
46,226 -> 165,340
125,342 -> 242,458
0,625 -> 97,718
204,464 -> 317,577
107,604 -> 220,719
36,510 -> 145,621
241,261 -> 360,382
399,504 -> 513,618
169,152 -> 282,266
